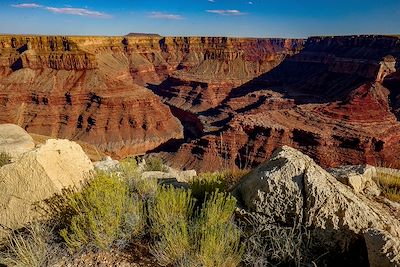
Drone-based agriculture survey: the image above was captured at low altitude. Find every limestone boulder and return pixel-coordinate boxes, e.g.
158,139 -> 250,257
0,139 -> 94,235
364,228 -> 400,267
233,146 -> 400,238
328,165 -> 381,196
0,124 -> 35,159
94,156 -> 120,172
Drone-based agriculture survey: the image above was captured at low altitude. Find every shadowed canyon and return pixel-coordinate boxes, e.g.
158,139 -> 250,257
1,34 -> 400,171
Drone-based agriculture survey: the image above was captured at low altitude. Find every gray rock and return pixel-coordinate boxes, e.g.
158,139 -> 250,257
233,146 -> 400,246
0,124 -> 35,160
328,165 -> 381,196
94,156 -> 120,172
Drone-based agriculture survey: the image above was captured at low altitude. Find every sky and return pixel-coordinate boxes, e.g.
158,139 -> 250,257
0,0 -> 399,38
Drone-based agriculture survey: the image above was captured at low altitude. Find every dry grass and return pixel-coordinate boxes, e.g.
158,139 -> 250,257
0,223 -> 50,267
374,171 -> 400,202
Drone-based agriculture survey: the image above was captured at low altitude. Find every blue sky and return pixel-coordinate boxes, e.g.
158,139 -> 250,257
1,0 -> 399,37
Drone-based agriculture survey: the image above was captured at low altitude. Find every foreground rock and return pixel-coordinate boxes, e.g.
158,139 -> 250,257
234,146 -> 400,264
328,165 -> 381,196
364,229 -> 400,267
0,139 -> 94,235
0,124 -> 34,159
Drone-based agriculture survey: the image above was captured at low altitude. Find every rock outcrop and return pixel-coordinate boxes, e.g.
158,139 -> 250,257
162,35 -> 400,171
0,139 -> 94,235
233,146 -> 400,264
0,124 -> 34,159
364,228 -> 400,267
0,35 -> 304,158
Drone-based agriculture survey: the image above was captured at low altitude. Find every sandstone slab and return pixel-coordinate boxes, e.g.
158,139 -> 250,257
0,124 -> 34,159
0,139 -> 94,235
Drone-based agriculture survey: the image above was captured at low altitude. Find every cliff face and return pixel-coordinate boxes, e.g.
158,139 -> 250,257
0,35 -> 185,157
0,35 -> 302,158
3,34 -> 399,167
161,35 -> 400,171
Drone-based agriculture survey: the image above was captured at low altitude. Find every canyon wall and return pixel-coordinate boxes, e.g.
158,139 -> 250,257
0,35 -> 302,158
159,35 -> 400,171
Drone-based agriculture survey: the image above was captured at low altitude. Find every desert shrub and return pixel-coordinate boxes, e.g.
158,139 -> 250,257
374,171 -> 400,202
0,223 -> 50,267
148,186 -> 195,237
60,172 -> 144,250
221,168 -> 250,188
195,191 -> 243,267
0,152 -> 11,167
144,157 -> 168,172
148,186 -> 194,265
119,157 -> 138,179
190,172 -> 227,204
119,157 -> 158,197
149,186 -> 242,267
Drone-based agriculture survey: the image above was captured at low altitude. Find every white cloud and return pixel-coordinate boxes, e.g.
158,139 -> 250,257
45,7 -> 111,18
11,3 -> 111,18
11,3 -> 41,8
148,12 -> 184,20
208,0 -> 216,2
206,9 -> 245,15
248,1 -> 254,4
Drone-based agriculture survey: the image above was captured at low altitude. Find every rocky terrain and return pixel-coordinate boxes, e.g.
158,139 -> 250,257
158,35 -> 400,171
1,124 -> 400,266
1,34 -> 400,171
0,35 -> 303,161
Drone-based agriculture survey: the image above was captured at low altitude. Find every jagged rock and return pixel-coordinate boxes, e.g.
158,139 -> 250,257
94,156 -> 120,172
0,139 -> 94,235
233,146 -> 400,248
328,165 -> 381,196
364,228 -> 400,267
0,124 -> 35,159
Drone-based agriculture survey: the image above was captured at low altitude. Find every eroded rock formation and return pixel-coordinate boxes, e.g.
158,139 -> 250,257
160,35 -> 400,171
0,35 -> 303,158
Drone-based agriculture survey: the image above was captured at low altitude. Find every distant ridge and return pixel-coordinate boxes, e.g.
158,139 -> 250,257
126,33 -> 161,37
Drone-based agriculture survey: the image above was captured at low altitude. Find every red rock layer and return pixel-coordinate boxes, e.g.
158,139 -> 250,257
163,35 -> 400,171
0,35 -> 184,158
0,35 -> 303,158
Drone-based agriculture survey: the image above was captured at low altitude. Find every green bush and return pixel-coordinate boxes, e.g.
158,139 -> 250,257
119,157 -> 157,197
144,157 -> 168,172
149,186 -> 242,267
0,152 -> 11,167
0,223 -> 50,267
190,172 -> 227,204
149,186 -> 195,237
60,172 -> 144,250
195,191 -> 243,267
119,157 -> 138,179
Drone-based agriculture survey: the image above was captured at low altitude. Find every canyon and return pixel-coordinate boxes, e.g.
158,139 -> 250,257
1,34 -> 400,170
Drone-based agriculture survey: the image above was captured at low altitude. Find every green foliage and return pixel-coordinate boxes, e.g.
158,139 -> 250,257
149,186 -> 195,237
119,157 -> 157,197
0,152 -> 11,167
0,223 -> 49,267
195,191 -> 243,267
190,172 -> 227,204
149,186 -> 242,267
119,157 -> 138,179
60,172 -> 144,250
144,157 -> 168,172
